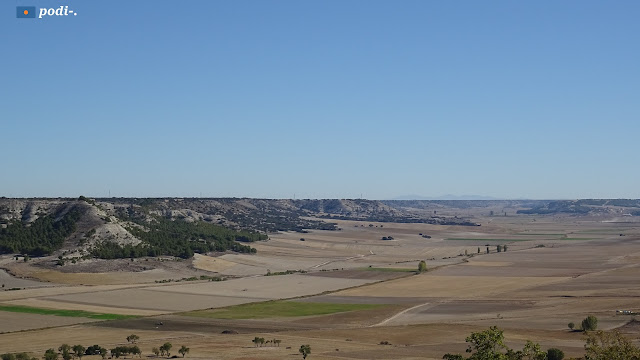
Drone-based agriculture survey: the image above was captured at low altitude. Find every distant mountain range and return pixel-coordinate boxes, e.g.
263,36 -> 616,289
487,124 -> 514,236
391,194 -> 501,201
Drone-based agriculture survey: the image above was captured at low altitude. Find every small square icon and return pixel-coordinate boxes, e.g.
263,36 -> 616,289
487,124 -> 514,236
17,6 -> 36,18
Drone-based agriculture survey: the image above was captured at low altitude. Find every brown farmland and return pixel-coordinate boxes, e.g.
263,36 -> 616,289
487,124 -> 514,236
1,211 -> 640,359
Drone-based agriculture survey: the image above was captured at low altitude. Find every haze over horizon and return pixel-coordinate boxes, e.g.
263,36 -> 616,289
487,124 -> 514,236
2,1 -> 639,199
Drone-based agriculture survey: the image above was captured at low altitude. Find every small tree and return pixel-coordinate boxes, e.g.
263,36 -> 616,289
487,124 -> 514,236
178,346 -> 189,358
418,260 -> 427,273
486,247 -> 490,254
72,345 -> 86,359
568,322 -> 575,331
582,315 -> 598,331
477,247 -> 480,254
503,245 -> 508,252
547,347 -> 565,360
299,344 -> 311,359
160,343 -> 172,357
252,337 -> 260,347
1,354 -> 16,360
274,339 -> 282,347
99,347 -> 107,360
130,346 -> 141,358
152,347 -> 160,357
497,245 -> 502,253
126,334 -> 140,344
43,349 -> 58,360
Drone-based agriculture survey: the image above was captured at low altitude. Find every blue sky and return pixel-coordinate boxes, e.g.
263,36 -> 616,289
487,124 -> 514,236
1,1 -> 639,199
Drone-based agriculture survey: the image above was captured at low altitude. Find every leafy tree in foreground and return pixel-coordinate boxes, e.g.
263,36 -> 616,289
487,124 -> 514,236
547,347 -> 565,360
584,330 -> 640,360
443,355 -> 464,360
299,344 -> 311,359
442,327 -> 547,360
519,340 -> 546,360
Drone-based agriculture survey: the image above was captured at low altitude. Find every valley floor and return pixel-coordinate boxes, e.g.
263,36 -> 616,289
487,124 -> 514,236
1,215 -> 640,359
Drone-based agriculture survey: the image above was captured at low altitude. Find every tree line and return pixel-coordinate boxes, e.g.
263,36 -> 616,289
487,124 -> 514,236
91,215 -> 263,259
442,324 -> 640,360
0,208 -> 81,256
3,336 -> 191,360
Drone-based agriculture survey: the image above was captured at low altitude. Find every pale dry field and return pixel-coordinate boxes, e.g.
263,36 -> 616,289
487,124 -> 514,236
1,214 -> 639,359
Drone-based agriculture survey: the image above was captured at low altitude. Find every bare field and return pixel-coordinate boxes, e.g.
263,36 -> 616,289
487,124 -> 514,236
0,311 -> 96,333
336,274 -> 569,298
1,214 -> 640,358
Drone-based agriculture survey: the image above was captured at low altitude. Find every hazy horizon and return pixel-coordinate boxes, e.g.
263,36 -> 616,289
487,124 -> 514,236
0,194 -> 633,201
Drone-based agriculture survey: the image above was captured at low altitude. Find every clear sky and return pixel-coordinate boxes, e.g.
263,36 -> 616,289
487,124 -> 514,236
2,1 -> 639,199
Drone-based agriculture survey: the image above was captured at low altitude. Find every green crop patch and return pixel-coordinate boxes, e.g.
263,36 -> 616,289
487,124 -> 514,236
184,301 -> 387,319
0,305 -> 138,320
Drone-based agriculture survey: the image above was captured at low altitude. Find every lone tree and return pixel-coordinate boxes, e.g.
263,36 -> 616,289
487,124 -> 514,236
299,344 -> 311,359
178,346 -> 189,358
418,260 -> 427,273
126,334 -> 139,344
547,347 -> 565,360
582,315 -> 598,331
568,322 -> 575,331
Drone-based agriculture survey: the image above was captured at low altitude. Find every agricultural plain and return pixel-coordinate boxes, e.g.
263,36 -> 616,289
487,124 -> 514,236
1,205 -> 640,359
